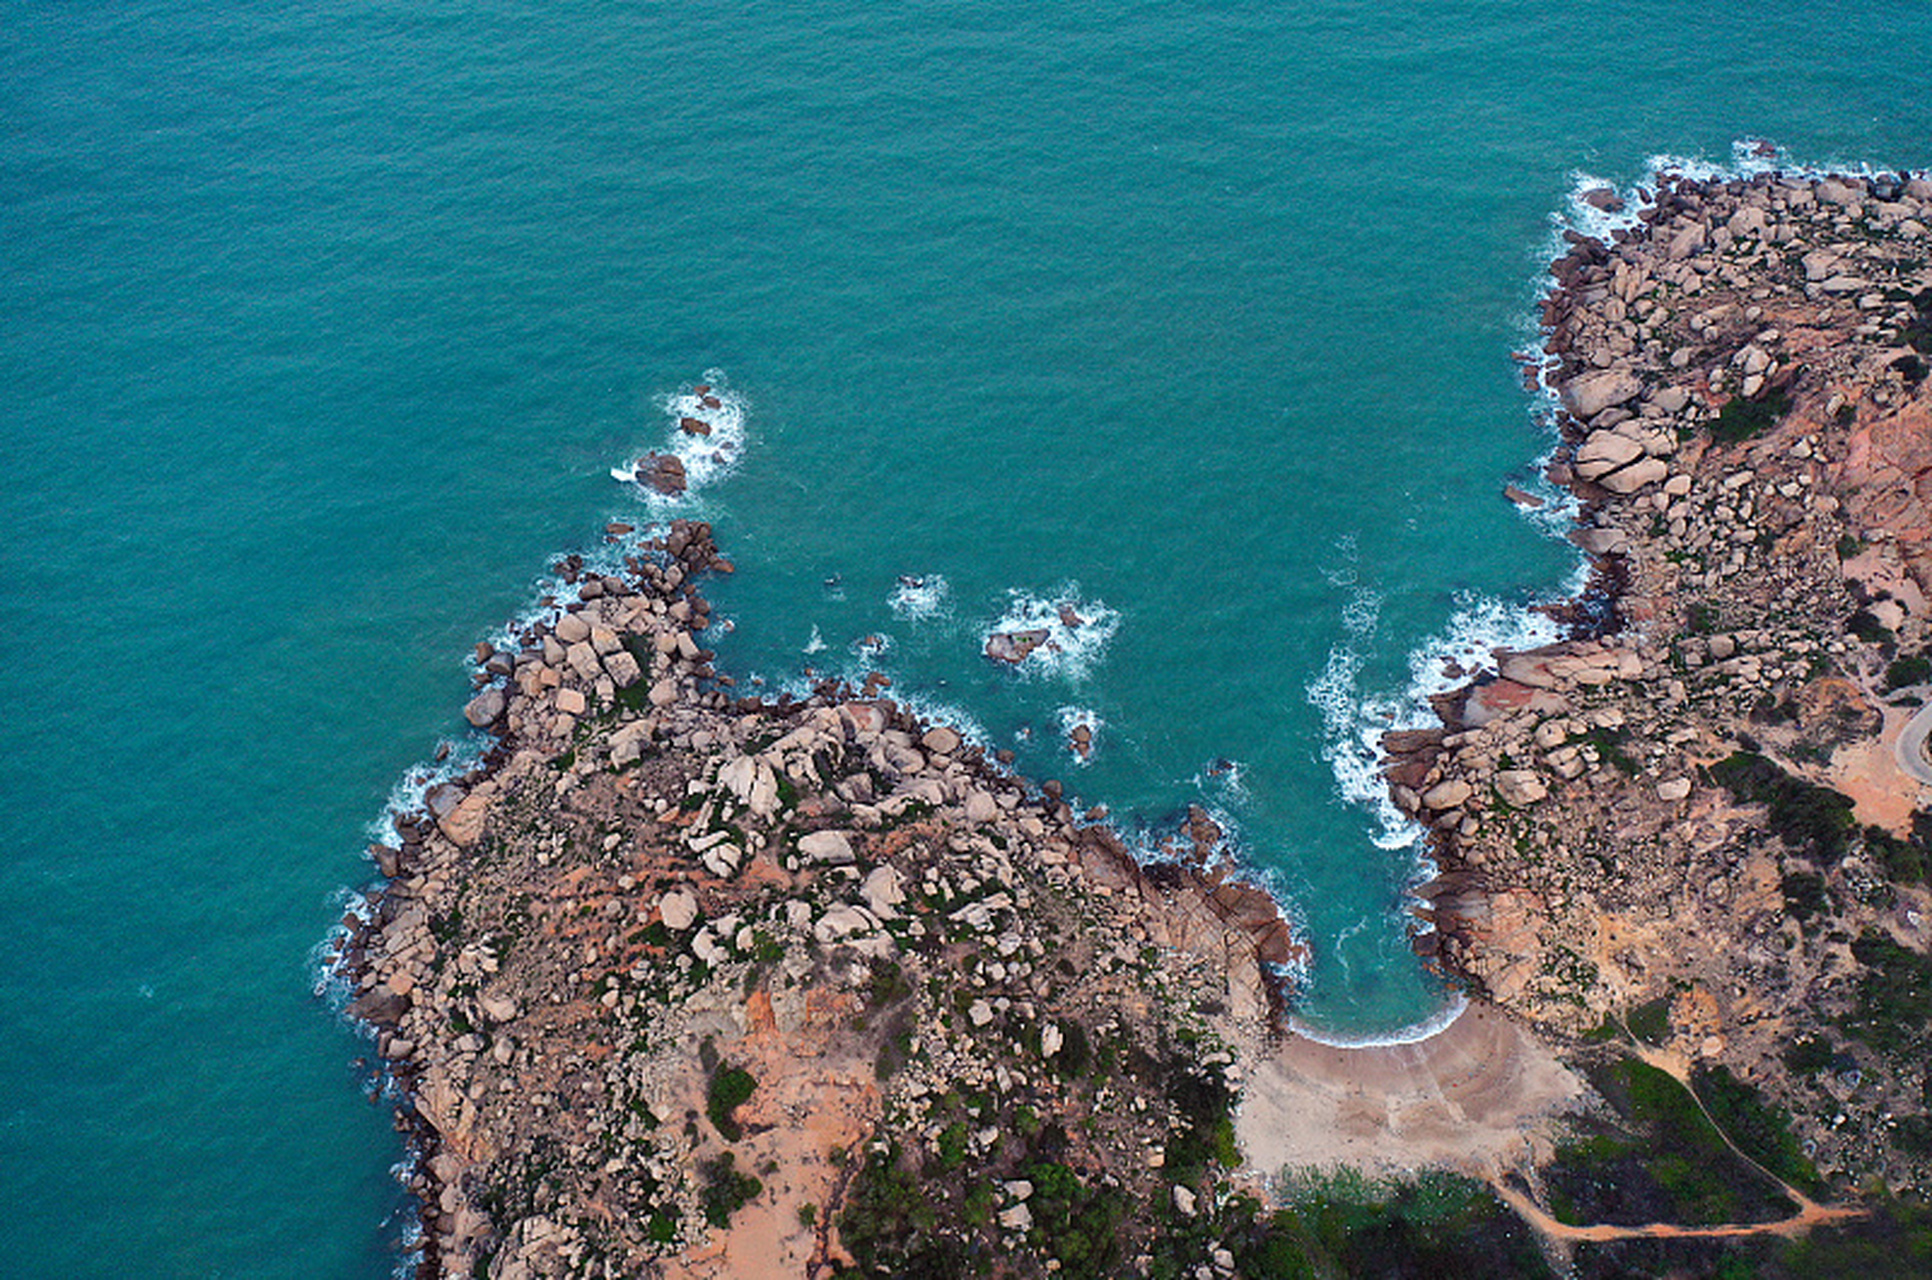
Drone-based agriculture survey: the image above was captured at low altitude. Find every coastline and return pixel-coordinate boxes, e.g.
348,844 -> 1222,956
1386,162 -> 1932,1194
336,161 -> 1932,1275
337,517 -> 1308,1278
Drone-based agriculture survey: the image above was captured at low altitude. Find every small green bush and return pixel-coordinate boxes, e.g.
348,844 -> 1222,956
1849,608 -> 1894,645
1886,653 -> 1931,690
1838,929 -> 1932,1055
1866,823 -> 1929,885
706,1064 -> 757,1141
699,1152 -> 762,1228
1710,389 -> 1792,443
1781,871 -> 1830,922
1781,1035 -> 1837,1075
1692,1065 -> 1824,1195
1625,997 -> 1672,1046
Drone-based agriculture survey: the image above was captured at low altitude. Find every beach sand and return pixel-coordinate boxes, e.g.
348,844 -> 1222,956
1235,999 -> 1582,1182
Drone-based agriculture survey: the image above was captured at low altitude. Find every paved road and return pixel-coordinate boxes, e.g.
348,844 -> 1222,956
1894,689 -> 1932,783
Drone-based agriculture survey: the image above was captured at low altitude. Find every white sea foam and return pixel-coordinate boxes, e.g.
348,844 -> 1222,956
1056,705 -> 1101,765
1189,756 -> 1250,806
1288,992 -> 1470,1048
1309,563 -> 1582,863
982,585 -> 1119,682
888,573 -> 952,621
849,631 -> 894,659
802,624 -> 826,654
366,740 -> 488,847
612,370 -> 746,506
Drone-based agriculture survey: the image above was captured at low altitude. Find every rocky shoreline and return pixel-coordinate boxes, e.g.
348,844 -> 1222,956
1388,167 -> 1932,1190
339,165 -> 1932,1278
339,519 -> 1306,1279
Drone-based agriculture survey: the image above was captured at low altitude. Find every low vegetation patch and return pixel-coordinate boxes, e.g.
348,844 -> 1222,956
1709,751 -> 1856,866
1545,1056 -> 1797,1227
705,1062 -> 757,1142
698,1152 -> 762,1228
1710,388 -> 1792,443
1837,929 -> 1932,1056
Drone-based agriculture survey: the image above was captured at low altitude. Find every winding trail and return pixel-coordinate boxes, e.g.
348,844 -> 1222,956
1488,1037 -> 1867,1252
1487,1176 -> 1866,1245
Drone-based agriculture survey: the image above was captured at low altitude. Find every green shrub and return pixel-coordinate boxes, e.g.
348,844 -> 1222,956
1886,654 -> 1931,690
1626,997 -> 1673,1046
699,1152 -> 762,1228
1781,1035 -> 1837,1075
1837,929 -> 1932,1055
1692,1065 -> 1824,1195
1710,752 -> 1856,866
1848,608 -> 1894,645
706,1064 -> 757,1141
1710,389 -> 1792,443
1022,1161 -> 1126,1278
1866,823 -> 1929,885
1781,871 -> 1830,922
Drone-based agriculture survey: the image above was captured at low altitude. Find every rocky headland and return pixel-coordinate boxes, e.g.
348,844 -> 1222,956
1390,168 -> 1932,1195
341,520 -> 1306,1279
344,166 -> 1932,1280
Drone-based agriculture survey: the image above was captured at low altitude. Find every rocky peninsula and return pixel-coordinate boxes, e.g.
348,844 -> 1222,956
341,520 -> 1306,1279
343,167 -> 1932,1278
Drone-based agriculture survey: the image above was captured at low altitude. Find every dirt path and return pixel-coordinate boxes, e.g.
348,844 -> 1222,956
1487,1174 -> 1865,1244
1488,1035 -> 1867,1254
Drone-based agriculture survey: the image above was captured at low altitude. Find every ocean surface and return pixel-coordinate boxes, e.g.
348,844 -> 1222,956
4,1 -> 1928,1274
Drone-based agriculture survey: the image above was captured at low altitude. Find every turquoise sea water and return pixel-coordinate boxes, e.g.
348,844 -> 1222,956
4,2 -> 1929,1274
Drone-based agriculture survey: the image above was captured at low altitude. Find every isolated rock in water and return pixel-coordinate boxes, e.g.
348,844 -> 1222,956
463,687 -> 506,728
1564,369 -> 1642,418
1503,484 -> 1545,509
678,416 -> 711,436
1580,186 -> 1624,212
639,452 -> 687,495
985,629 -> 1051,664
